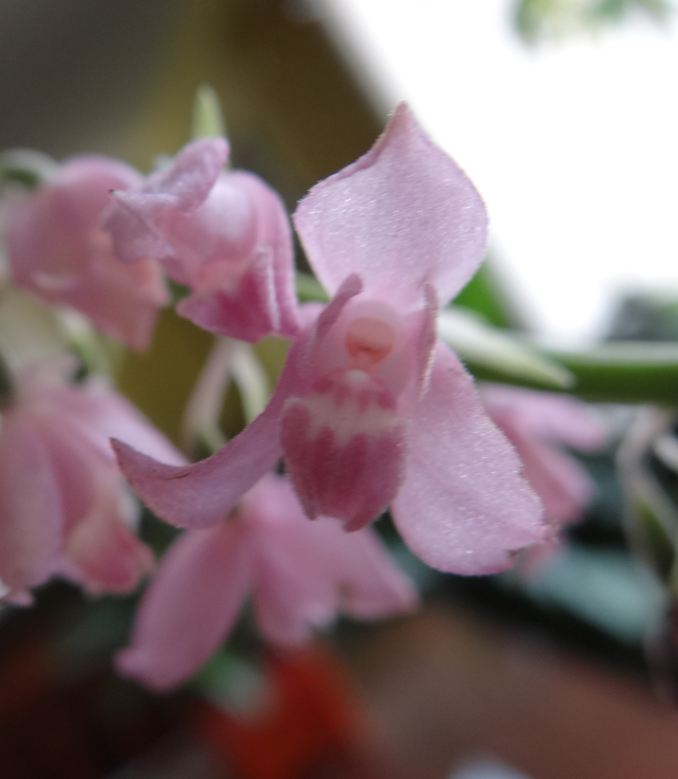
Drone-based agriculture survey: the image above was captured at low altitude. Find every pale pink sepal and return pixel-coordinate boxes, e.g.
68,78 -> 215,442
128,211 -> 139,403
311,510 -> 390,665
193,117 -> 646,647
481,385 -> 605,526
293,102 -> 487,307
0,361 -> 180,600
481,385 -> 606,452
116,522 -> 252,691
116,474 -> 415,689
6,156 -> 168,350
0,415 -> 62,594
249,476 -> 416,645
392,345 -> 545,574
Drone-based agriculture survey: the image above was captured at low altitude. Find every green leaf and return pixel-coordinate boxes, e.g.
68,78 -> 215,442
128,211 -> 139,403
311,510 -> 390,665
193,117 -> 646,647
296,273 -> 328,303
543,342 -> 678,403
438,307 -> 574,390
453,263 -> 522,329
191,84 -> 225,139
0,149 -> 56,190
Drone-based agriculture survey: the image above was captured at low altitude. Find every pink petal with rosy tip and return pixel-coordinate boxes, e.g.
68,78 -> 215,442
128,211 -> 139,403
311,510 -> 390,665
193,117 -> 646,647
177,247 -> 282,342
293,103 -> 487,307
62,486 -> 154,595
230,171 -> 299,337
116,522 -> 252,691
392,344 -> 545,575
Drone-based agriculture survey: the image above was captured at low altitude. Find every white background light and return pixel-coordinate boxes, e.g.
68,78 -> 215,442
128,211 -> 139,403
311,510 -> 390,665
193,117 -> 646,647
318,0 -> 678,344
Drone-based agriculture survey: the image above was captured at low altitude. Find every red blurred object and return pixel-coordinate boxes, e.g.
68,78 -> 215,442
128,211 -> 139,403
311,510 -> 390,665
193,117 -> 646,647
196,644 -> 388,779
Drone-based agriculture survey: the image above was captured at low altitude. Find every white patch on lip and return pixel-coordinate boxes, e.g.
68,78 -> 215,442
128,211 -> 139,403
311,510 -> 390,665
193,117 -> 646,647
284,369 -> 400,447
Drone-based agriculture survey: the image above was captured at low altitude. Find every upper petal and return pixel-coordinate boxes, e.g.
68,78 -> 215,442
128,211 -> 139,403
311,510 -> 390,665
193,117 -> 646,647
392,344 -> 545,574
293,103 -> 487,306
116,521 -> 251,691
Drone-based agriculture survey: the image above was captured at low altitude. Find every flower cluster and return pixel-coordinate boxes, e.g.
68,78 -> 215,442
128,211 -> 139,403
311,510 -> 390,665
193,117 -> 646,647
1,101 -> 604,690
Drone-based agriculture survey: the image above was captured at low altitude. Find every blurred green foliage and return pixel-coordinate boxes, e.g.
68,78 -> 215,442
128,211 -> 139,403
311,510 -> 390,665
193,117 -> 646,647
514,0 -> 672,43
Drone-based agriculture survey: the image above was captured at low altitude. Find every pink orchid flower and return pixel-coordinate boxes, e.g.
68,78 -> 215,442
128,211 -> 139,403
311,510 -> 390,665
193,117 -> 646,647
0,360 -> 182,603
481,384 -> 606,529
114,104 -> 545,575
116,473 -> 416,691
104,138 -> 298,342
6,157 -> 168,350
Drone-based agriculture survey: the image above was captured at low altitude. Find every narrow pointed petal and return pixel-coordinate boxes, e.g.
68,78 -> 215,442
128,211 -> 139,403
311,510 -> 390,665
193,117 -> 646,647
116,523 -> 251,690
0,416 -> 62,592
392,344 -> 545,574
294,103 -> 487,306
113,337 -> 305,529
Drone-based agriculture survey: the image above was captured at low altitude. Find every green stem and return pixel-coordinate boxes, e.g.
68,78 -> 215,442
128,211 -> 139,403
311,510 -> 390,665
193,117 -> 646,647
470,343 -> 678,404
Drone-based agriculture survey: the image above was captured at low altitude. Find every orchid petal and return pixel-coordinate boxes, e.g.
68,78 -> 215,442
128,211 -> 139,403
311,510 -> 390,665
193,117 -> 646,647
392,344 -> 545,574
44,380 -> 184,466
7,156 -> 166,350
313,521 -> 418,619
113,337 -> 305,529
511,433 -> 595,525
105,138 -> 229,263
116,522 -> 251,690
248,478 -> 341,644
294,103 -> 487,306
229,171 -> 299,336
177,247 -> 283,341
0,415 -> 61,592
482,384 -> 606,451
63,487 -> 154,595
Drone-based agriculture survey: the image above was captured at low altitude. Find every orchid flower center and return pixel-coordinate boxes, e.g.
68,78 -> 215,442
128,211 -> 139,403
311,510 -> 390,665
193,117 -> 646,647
345,316 -> 395,369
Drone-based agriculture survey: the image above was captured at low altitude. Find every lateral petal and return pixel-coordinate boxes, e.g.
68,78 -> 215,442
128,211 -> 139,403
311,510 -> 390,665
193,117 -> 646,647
113,336 -> 305,529
392,344 -> 545,574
